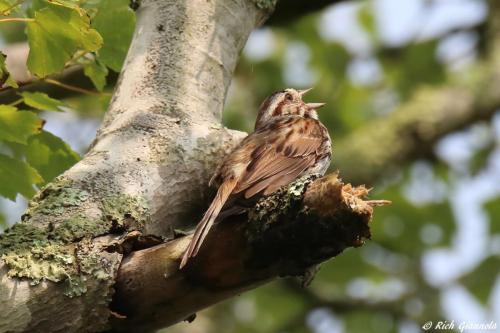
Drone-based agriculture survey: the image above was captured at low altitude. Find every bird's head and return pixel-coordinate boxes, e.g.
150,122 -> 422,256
255,88 -> 325,130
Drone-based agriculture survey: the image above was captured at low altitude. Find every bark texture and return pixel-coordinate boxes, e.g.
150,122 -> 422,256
2,0 -> 498,188
0,0 -> 339,103
0,1 -> 391,331
0,0 -> 269,332
110,174 -> 387,332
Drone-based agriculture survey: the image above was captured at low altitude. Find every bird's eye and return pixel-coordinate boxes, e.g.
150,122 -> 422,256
285,93 -> 293,101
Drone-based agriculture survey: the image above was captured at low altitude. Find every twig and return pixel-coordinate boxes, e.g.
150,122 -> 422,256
43,78 -> 110,96
366,199 -> 392,207
8,98 -> 22,107
0,0 -> 24,15
0,18 -> 34,23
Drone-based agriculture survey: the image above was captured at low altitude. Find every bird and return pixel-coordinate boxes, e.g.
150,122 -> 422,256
180,88 -> 332,269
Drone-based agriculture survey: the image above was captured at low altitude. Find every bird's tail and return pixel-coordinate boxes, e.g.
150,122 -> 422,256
180,179 -> 237,269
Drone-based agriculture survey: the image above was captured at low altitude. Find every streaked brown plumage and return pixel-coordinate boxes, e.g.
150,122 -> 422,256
180,88 -> 331,269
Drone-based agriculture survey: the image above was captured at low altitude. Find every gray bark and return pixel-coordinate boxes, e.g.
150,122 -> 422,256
0,1 -> 271,332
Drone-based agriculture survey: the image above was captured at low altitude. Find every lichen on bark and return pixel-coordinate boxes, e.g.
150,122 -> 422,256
0,178 -> 151,296
246,173 -> 375,272
24,180 -> 90,217
247,174 -> 320,238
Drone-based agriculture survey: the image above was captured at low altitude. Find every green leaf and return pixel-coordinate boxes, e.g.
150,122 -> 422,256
0,52 -> 18,88
25,131 -> 80,184
80,28 -> 103,52
0,0 -> 18,15
83,60 -> 108,91
92,0 -> 135,71
48,0 -> 86,14
0,105 -> 43,144
20,92 -> 66,112
26,3 -> 103,77
0,153 -> 42,200
28,0 -> 49,14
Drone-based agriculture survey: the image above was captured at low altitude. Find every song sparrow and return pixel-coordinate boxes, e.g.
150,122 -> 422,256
180,88 -> 331,269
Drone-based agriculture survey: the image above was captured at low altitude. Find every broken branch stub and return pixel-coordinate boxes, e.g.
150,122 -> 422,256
245,173 -> 386,274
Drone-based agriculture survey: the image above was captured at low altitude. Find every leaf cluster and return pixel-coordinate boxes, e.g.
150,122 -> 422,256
0,0 -> 136,202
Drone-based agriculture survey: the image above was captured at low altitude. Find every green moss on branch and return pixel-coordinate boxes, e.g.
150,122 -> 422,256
0,179 -> 150,296
247,174 -> 319,238
24,180 -> 89,217
246,174 -> 375,273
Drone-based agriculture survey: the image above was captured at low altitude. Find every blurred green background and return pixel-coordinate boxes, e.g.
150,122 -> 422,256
1,0 -> 499,332
171,0 -> 500,332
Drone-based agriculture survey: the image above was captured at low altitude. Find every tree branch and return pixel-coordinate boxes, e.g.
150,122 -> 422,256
0,0 -> 270,331
3,0 -> 499,189
0,0 -> 345,103
0,43 -> 115,104
110,173 -> 389,332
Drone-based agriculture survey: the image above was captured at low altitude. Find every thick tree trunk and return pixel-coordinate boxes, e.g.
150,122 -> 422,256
0,1 -> 270,332
0,1 -> 346,105
0,0 -> 390,332
1,1 -> 386,332
0,1 -> 391,333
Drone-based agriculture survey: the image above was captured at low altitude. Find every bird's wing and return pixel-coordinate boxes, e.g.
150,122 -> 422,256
179,117 -> 329,269
233,117 -> 327,198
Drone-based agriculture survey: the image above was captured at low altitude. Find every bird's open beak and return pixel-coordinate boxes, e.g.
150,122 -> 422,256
298,87 -> 313,97
299,88 -> 325,110
306,102 -> 326,110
